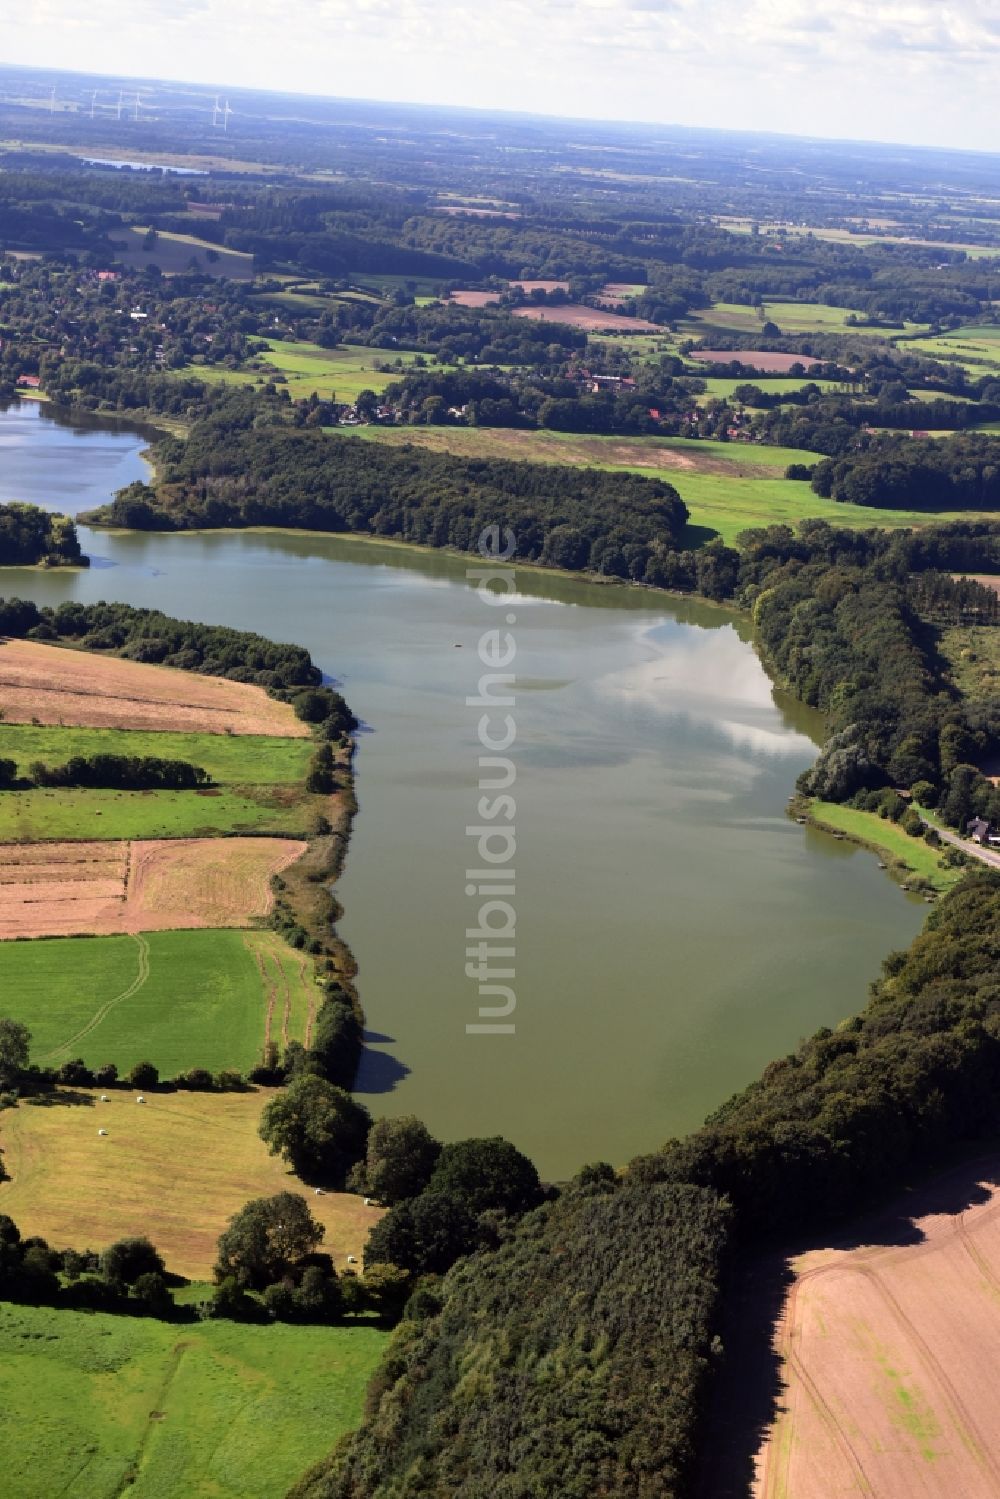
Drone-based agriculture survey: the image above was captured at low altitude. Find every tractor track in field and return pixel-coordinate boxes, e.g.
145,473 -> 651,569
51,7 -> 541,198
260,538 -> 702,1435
759,1195 -> 1000,1499
41,933 -> 150,1062
112,1339 -> 191,1498
761,1270 -> 874,1499
855,1261 -> 1000,1487
249,937 -> 279,1056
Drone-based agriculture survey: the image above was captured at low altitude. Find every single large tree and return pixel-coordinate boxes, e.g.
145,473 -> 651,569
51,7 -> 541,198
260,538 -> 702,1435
364,1191 -> 480,1276
428,1137 -> 543,1217
357,1115 -> 441,1205
259,1075 -> 370,1183
214,1192 -> 323,1290
99,1236 -> 165,1287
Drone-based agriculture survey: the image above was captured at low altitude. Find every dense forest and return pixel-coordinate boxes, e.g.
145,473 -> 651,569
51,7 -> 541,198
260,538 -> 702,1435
85,397 -> 690,574
813,434 -> 1000,510
293,1178 -> 730,1499
734,521 -> 1000,821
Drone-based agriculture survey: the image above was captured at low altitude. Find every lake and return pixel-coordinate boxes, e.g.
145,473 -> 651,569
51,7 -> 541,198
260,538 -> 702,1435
0,402 -> 924,1177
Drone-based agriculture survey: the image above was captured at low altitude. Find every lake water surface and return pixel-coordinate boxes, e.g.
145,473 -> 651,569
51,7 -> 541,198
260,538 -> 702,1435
0,402 -> 924,1176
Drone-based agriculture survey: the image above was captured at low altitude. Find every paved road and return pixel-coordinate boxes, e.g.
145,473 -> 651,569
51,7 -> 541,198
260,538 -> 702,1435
919,818 -> 1000,871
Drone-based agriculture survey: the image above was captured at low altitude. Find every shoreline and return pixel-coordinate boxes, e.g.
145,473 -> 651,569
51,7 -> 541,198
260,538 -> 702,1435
795,794 -> 955,896
78,517 -> 744,613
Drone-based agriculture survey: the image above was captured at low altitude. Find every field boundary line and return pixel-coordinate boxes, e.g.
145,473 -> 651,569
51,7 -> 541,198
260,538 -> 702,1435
278,946 -> 292,1048
302,954 -> 317,1048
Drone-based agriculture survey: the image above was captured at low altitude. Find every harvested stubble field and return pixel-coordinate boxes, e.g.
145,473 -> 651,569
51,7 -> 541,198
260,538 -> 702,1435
753,1160 -> 1000,1499
447,288 -> 502,306
691,349 -> 826,374
0,1087 -> 383,1279
0,1302 -> 386,1499
0,638 -> 308,737
0,836 -> 306,938
0,928 -> 316,1075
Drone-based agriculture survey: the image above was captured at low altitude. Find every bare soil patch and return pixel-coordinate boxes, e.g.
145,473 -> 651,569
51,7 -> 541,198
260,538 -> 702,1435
0,836 -> 306,938
754,1163 -> 1000,1499
448,289 -> 501,307
512,303 -> 661,332
692,349 -> 823,374
0,639 -> 308,737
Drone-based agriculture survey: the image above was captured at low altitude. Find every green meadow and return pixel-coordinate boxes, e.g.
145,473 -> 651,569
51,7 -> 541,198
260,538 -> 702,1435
0,928 -> 314,1074
681,298 -> 930,339
663,472 -> 996,547
347,270 -> 448,296
0,785 -> 307,841
184,339 -> 455,400
697,375 -> 851,404
351,423 -> 1000,546
0,725 -> 312,786
0,1301 -> 384,1499
807,801 -> 959,894
897,323 -> 1000,373
110,226 -> 254,281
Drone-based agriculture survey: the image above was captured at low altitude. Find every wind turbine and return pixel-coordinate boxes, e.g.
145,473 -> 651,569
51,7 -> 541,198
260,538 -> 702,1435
133,92 -> 141,122
117,89 -> 124,121
49,87 -> 56,113
212,95 -> 221,127
223,99 -> 232,133
90,91 -> 98,119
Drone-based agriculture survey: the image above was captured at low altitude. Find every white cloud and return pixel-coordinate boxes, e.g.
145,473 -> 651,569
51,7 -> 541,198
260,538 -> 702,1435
2,0 -> 999,148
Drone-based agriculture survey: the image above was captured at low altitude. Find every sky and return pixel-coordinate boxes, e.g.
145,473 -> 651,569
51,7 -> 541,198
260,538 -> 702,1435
3,0 -> 1000,153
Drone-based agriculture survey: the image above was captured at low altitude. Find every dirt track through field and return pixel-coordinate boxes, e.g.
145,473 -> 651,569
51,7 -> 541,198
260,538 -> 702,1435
41,933 -> 150,1062
0,638 -> 308,736
0,836 -> 307,938
754,1164 -> 1000,1499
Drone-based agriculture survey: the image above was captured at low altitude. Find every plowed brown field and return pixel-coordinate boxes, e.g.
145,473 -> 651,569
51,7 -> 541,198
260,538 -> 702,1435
0,638 -> 308,736
511,303 -> 661,332
755,1164 -> 1000,1499
0,836 -> 306,937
